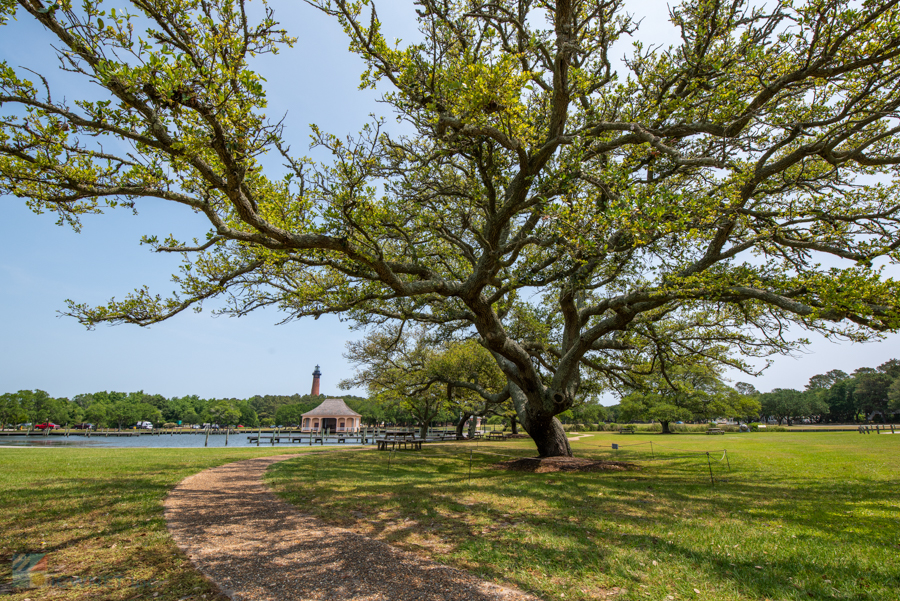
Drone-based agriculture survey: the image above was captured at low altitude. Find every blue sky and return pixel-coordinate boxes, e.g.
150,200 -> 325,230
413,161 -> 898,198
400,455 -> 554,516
1,2 -> 897,401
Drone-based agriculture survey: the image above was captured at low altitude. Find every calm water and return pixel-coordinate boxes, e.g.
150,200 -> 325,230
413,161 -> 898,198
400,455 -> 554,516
0,433 -> 371,448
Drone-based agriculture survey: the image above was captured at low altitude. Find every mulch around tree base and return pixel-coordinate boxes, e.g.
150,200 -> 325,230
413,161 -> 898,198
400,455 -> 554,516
493,456 -> 637,473
164,454 -> 539,601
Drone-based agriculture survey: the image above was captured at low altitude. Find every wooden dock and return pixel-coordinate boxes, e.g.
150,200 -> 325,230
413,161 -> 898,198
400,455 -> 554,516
0,430 -> 141,437
245,434 -> 367,445
0,426 -> 504,444
243,428 -> 467,447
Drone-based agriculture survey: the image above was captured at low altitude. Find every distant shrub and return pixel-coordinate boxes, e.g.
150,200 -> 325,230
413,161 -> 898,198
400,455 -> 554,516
635,423 -> 662,433
756,424 -> 787,432
670,423 -> 704,433
163,422 -> 178,428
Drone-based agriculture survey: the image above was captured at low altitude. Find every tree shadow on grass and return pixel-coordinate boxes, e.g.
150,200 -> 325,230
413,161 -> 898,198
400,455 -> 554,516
269,447 -> 900,601
0,458 -> 258,601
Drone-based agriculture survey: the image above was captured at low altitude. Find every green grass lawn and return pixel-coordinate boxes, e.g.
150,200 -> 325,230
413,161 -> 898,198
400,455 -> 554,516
0,447 -> 319,600
267,432 -> 900,601
2,434 -> 896,601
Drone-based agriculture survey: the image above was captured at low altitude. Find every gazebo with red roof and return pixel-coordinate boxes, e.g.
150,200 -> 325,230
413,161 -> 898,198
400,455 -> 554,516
301,398 -> 361,433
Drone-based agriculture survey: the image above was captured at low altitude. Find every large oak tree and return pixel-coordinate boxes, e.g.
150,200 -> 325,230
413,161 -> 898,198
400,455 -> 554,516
3,0 -> 900,456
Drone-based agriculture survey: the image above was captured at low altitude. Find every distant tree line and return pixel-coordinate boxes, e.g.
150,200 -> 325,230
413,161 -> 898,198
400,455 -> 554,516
7,357 -> 894,431
755,359 -> 900,425
0,385 -> 588,432
606,360 -> 761,434
0,390 -> 390,429
598,359 -> 900,428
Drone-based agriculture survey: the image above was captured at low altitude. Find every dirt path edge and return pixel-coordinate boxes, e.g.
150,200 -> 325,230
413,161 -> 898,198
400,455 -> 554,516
164,454 -> 540,601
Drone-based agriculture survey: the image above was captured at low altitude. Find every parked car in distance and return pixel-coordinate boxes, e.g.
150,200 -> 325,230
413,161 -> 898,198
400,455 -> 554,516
72,423 -> 94,430
136,421 -> 153,429
190,424 -> 202,429
35,422 -> 60,430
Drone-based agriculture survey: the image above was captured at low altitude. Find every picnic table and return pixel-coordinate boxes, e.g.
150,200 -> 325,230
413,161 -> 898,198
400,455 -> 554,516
384,430 -> 416,438
376,434 -> 423,451
487,431 -> 507,441
619,425 -> 636,434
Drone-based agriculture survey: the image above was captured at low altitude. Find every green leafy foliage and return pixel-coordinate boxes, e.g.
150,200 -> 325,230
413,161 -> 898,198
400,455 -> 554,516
758,388 -> 827,426
4,0 -> 900,455
620,360 -> 760,432
795,359 -> 900,423
342,325 -> 509,436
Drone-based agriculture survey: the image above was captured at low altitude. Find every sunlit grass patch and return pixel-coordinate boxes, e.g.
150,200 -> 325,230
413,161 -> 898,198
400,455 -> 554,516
268,433 -> 900,601
0,447 -> 319,600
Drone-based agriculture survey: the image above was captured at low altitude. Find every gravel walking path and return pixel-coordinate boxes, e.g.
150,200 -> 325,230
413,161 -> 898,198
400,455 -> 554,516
164,454 -> 540,601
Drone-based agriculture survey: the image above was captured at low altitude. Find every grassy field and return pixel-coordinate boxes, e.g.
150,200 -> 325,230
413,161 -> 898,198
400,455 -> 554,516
267,432 -> 900,601
2,434 -> 896,601
0,447 -> 321,600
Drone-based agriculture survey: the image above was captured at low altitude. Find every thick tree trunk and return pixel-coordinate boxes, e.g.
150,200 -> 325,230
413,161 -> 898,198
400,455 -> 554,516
661,420 -> 672,434
508,382 -> 573,457
529,416 -> 572,457
456,413 -> 471,439
510,414 -> 518,435
419,423 -> 428,439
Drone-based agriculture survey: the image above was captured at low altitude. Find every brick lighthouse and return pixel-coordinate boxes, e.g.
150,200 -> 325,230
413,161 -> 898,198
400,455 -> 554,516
311,365 -> 322,396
